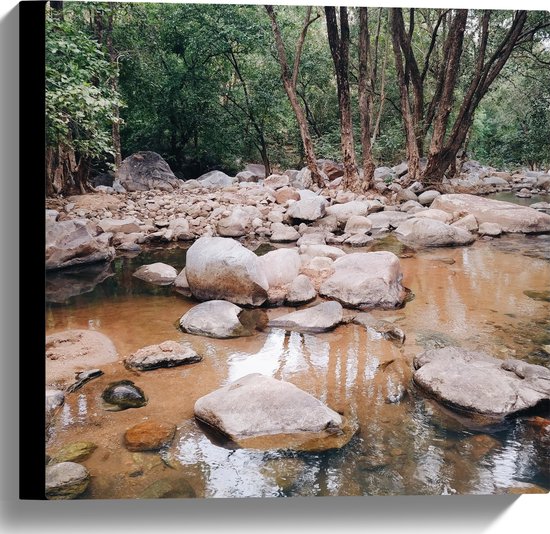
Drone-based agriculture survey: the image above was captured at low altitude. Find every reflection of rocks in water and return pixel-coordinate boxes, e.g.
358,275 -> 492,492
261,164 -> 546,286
46,262 -> 114,303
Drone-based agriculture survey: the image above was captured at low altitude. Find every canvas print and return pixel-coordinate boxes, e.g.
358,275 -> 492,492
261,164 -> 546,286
44,1 -> 550,499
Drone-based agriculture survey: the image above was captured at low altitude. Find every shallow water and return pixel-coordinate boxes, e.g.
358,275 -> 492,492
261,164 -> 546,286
486,191 -> 550,207
45,236 -> 550,497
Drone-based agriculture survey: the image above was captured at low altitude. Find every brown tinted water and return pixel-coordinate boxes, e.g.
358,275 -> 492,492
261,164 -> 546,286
45,236 -> 550,497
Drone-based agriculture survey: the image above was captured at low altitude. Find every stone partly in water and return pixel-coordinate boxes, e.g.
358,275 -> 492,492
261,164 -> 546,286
413,347 -> 550,419
353,314 -> 406,345
319,251 -> 406,309
431,193 -> 550,233
45,462 -> 90,500
194,373 -> 355,451
185,237 -> 269,306
132,262 -> 178,286
179,300 -> 265,338
394,218 -> 475,248
268,301 -> 343,333
125,340 -> 202,371
101,380 -> 148,411
46,329 -> 118,385
139,478 -> 196,499
124,421 -> 177,452
50,442 -> 97,464
46,218 -> 115,271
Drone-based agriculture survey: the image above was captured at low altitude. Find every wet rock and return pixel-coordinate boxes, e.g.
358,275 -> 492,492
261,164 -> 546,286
478,222 -> 502,237
125,340 -> 202,371
453,434 -> 500,461
46,389 -> 64,427
268,301 -> 343,333
50,442 -> 97,464
395,218 -> 475,248
116,151 -> 181,192
415,330 -> 458,350
285,274 -> 316,306
173,268 -> 191,297
286,196 -> 327,221
101,380 -> 148,411
261,457 -> 307,492
179,300 -> 256,338
269,222 -> 300,242
502,484 -> 548,495
353,314 -> 405,345
523,290 -> 550,302
97,218 -> 140,234
46,218 -> 115,271
124,421 -> 177,451
46,330 -> 118,385
413,347 -> 550,418
431,193 -> 550,233
139,478 -> 196,499
418,190 -> 441,205
258,248 -> 301,288
45,462 -> 90,500
194,373 -> 351,449
132,262 -> 178,286
319,251 -> 406,309
185,237 -> 268,306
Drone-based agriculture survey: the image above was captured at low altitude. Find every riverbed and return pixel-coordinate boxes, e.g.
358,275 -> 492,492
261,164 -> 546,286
45,232 -> 550,498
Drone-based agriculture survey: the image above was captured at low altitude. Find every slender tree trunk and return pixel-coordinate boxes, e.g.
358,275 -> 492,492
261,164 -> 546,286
106,8 -> 122,169
390,9 -> 420,183
265,5 -> 324,187
358,7 -> 375,190
325,6 -> 359,191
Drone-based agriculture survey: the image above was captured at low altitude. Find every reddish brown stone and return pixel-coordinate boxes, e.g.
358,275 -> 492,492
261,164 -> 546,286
123,421 -> 176,452
275,187 -> 300,205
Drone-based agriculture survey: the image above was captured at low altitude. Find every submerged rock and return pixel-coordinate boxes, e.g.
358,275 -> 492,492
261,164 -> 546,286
179,300 -> 264,338
413,347 -> 550,418
268,301 -> 343,333
139,478 -> 196,499
125,340 -> 202,371
50,442 -> 97,464
46,462 -> 90,500
132,262 -> 178,286
194,373 -> 354,450
46,330 -> 118,385
101,380 -> 148,411
185,237 -> 268,306
319,251 -> 406,309
124,421 -> 177,452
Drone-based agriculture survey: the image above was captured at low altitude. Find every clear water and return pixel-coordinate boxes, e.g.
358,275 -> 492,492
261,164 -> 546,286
45,237 -> 550,497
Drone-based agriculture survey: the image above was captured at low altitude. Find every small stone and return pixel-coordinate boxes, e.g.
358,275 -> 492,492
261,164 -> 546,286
50,442 -> 97,464
133,263 -> 178,285
139,478 -> 196,499
46,462 -> 90,500
101,380 -> 148,411
124,421 -> 177,451
125,340 -> 202,371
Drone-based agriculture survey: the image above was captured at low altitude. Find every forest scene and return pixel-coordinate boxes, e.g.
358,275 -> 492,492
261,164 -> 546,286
45,1 -> 550,499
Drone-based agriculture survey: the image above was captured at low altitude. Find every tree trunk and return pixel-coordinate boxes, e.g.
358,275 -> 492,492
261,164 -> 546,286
106,8 -> 122,169
265,5 -> 324,187
390,9 -> 420,183
325,6 -> 359,191
358,7 -> 375,190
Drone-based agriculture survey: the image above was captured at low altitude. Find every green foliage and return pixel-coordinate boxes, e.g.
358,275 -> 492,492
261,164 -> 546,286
46,10 -> 122,165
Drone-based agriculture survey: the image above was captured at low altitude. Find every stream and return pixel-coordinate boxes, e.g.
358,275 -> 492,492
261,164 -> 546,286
45,233 -> 550,498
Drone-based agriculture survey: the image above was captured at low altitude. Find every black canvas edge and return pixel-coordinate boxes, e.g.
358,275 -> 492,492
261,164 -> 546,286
19,0 -> 47,500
